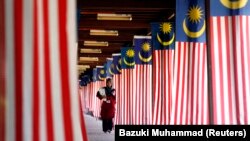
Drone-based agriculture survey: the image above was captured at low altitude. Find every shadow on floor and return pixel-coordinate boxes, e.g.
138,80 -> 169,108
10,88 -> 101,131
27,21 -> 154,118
84,114 -> 115,141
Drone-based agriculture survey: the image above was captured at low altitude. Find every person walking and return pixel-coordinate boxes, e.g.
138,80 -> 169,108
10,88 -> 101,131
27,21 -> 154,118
96,78 -> 116,133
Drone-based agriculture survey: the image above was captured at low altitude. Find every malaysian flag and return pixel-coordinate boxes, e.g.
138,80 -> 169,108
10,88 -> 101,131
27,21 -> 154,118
78,72 -> 91,139
151,22 -> 175,125
121,47 -> 135,124
172,0 -> 209,125
209,0 -> 250,124
84,70 -> 93,114
79,70 -> 92,115
134,36 -> 152,125
88,68 -> 98,115
1,0 -> 88,141
112,54 -> 122,125
93,66 -> 106,118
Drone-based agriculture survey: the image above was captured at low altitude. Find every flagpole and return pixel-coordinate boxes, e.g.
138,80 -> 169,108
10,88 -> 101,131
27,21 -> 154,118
205,0 -> 214,125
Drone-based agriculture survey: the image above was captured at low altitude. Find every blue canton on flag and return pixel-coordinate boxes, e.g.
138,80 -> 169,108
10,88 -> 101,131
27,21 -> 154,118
151,22 -> 175,50
112,54 -> 122,74
211,0 -> 250,16
134,36 -> 152,65
176,0 -> 206,42
105,58 -> 114,77
96,66 -> 106,81
121,47 -> 135,69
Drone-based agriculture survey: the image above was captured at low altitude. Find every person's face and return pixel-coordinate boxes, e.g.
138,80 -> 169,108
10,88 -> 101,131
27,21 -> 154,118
107,81 -> 112,87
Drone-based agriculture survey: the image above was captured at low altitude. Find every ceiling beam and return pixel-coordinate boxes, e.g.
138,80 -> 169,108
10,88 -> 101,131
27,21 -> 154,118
76,0 -> 176,70
78,62 -> 108,68
78,34 -> 134,42
78,48 -> 121,54
78,42 -> 126,48
79,48 -> 121,53
79,56 -> 109,61
78,20 -> 150,30
78,53 -> 112,58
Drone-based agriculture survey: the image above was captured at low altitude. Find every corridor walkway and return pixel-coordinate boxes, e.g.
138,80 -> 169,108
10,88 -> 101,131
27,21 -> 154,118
84,114 -> 115,141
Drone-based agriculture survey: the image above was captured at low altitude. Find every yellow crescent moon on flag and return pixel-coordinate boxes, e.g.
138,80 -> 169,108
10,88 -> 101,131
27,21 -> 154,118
220,0 -> 248,9
139,52 -> 152,63
157,33 -> 175,46
109,68 -> 114,75
183,18 -> 205,38
123,58 -> 135,66
98,75 -> 105,81
116,65 -> 122,73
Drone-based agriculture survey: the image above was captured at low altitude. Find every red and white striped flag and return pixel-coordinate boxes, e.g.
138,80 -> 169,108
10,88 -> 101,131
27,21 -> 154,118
89,67 -> 104,118
121,47 -> 135,124
151,22 -> 175,125
134,36 -> 152,125
209,0 -> 250,124
171,0 -> 209,125
112,54 -> 122,125
0,0 -> 88,141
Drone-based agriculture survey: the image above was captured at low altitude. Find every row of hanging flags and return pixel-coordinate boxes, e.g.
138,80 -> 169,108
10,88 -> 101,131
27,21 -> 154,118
1,0 -> 250,140
80,0 -> 250,126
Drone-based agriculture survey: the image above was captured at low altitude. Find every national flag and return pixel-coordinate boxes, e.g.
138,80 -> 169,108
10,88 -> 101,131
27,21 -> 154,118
81,70 -> 93,114
79,81 -> 89,116
1,0 -> 88,141
121,47 -> 135,124
151,22 -> 175,125
134,35 -> 152,124
209,0 -> 250,124
93,66 -> 106,118
79,70 -> 92,114
172,0 -> 209,125
112,54 -> 122,125
87,68 -> 98,115
89,68 -> 97,117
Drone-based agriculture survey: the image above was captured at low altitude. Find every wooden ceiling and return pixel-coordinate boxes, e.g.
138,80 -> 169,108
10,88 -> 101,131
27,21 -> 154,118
77,0 -> 175,72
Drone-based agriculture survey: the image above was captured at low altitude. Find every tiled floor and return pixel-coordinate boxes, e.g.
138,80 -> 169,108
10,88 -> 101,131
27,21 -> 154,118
84,114 -> 115,141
